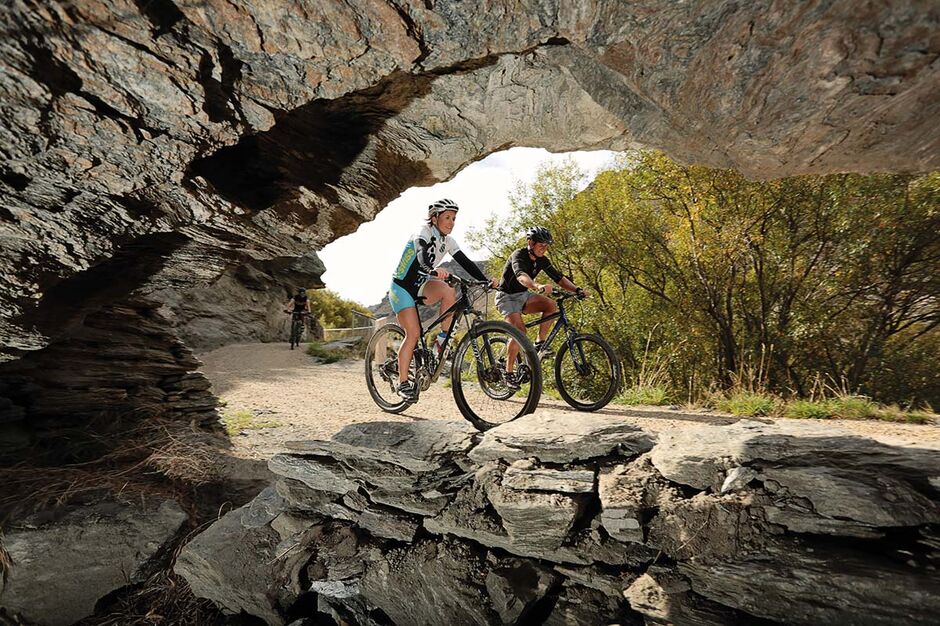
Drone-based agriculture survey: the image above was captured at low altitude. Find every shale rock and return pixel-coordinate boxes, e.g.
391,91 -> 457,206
680,542 -> 940,625
176,417 -> 939,625
154,252 -> 327,351
469,410 -> 655,464
174,497 -> 289,625
0,498 -> 187,626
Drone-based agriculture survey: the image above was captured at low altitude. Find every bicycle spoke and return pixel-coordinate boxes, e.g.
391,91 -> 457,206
365,324 -> 410,413
452,323 -> 542,429
555,335 -> 619,411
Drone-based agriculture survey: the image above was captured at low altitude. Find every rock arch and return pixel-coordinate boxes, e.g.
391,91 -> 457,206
0,0 -> 937,449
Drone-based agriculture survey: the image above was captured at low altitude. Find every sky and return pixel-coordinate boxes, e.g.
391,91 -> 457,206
318,147 -> 620,307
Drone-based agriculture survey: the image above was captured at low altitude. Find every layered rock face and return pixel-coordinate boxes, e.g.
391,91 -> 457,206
175,415 -> 940,625
155,251 -> 327,351
2,0 -> 938,368
0,298 -> 218,462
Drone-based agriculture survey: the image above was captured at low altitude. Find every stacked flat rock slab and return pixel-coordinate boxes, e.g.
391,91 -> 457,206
176,413 -> 940,625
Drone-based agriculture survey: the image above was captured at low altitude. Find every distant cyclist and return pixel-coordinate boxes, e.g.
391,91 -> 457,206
285,287 -> 312,328
496,226 -> 588,387
388,198 -> 496,401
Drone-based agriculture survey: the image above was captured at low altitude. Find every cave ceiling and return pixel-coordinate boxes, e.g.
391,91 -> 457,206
1,0 -> 938,360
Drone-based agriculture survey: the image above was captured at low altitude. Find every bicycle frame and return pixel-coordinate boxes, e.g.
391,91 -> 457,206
518,294 -> 591,375
413,279 -> 498,383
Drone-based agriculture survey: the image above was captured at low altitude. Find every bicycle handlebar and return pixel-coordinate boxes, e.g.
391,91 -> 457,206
550,290 -> 587,302
444,274 -> 493,289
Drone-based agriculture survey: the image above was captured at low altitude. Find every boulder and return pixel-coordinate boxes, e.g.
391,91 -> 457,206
0,499 -> 187,626
174,500 -> 288,625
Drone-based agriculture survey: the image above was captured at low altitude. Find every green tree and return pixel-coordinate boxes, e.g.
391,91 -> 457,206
309,289 -> 372,329
471,152 -> 940,405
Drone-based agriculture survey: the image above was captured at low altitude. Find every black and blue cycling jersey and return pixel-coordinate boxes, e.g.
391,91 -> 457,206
389,223 -> 487,313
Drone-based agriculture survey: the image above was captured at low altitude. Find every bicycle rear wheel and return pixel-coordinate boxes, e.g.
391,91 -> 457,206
451,321 -> 542,430
554,334 -> 621,411
364,323 -> 411,413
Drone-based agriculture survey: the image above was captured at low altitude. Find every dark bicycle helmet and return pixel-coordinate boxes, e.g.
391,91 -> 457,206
297,287 -> 307,295
428,198 -> 459,218
526,226 -> 553,244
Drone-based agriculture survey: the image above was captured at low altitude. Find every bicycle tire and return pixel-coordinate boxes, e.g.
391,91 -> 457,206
475,335 -> 541,401
289,319 -> 299,349
554,333 -> 621,411
364,323 -> 411,413
451,320 -> 542,431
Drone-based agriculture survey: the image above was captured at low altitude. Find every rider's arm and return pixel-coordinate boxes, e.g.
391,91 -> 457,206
557,276 -> 579,292
414,227 -> 437,276
515,272 -> 540,291
451,250 -> 488,282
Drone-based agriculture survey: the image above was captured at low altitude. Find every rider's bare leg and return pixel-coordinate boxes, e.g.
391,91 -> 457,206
396,306 -> 421,385
505,295 -> 556,372
525,294 -> 557,341
420,280 -> 457,332
504,312 -> 526,374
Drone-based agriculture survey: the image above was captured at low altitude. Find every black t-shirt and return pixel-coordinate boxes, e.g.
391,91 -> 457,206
291,294 -> 308,312
498,247 -> 564,294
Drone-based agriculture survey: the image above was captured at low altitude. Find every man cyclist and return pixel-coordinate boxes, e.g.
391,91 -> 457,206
495,226 -> 588,387
388,198 -> 496,402
285,287 -> 312,337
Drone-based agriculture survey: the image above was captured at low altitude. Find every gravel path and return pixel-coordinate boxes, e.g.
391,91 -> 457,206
198,342 -> 940,460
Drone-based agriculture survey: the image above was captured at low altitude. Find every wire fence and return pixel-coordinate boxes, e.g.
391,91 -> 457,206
322,325 -> 373,342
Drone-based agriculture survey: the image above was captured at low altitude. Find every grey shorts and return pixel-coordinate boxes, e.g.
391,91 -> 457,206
495,290 -> 535,316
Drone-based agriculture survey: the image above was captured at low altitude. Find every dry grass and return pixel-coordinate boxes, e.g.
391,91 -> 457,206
0,531 -> 11,588
0,417 -> 232,624
73,524 -> 227,626
0,417 -> 223,524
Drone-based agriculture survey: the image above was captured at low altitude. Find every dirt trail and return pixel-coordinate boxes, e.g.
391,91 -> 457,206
198,342 -> 940,460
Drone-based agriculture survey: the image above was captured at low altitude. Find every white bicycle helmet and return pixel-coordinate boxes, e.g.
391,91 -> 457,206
428,198 -> 459,218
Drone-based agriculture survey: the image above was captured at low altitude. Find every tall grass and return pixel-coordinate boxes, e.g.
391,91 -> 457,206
616,329 -> 673,406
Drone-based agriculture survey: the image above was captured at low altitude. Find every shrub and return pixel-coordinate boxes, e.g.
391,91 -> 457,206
716,391 -> 776,416
824,395 -> 879,420
618,385 -> 670,406
306,342 -> 343,363
784,400 -> 832,420
875,404 -> 934,425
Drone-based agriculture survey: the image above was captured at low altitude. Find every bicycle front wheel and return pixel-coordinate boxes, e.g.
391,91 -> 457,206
290,320 -> 302,349
364,323 -> 411,413
554,334 -> 621,411
451,321 -> 542,431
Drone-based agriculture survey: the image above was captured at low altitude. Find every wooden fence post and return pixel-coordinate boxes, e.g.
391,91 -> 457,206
373,316 -> 388,360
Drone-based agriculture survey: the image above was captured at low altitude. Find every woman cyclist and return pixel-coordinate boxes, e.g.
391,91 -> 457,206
388,199 -> 496,401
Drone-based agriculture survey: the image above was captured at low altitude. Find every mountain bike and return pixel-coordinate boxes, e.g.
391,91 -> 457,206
288,311 -> 309,350
365,275 -> 542,431
490,291 -> 621,411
